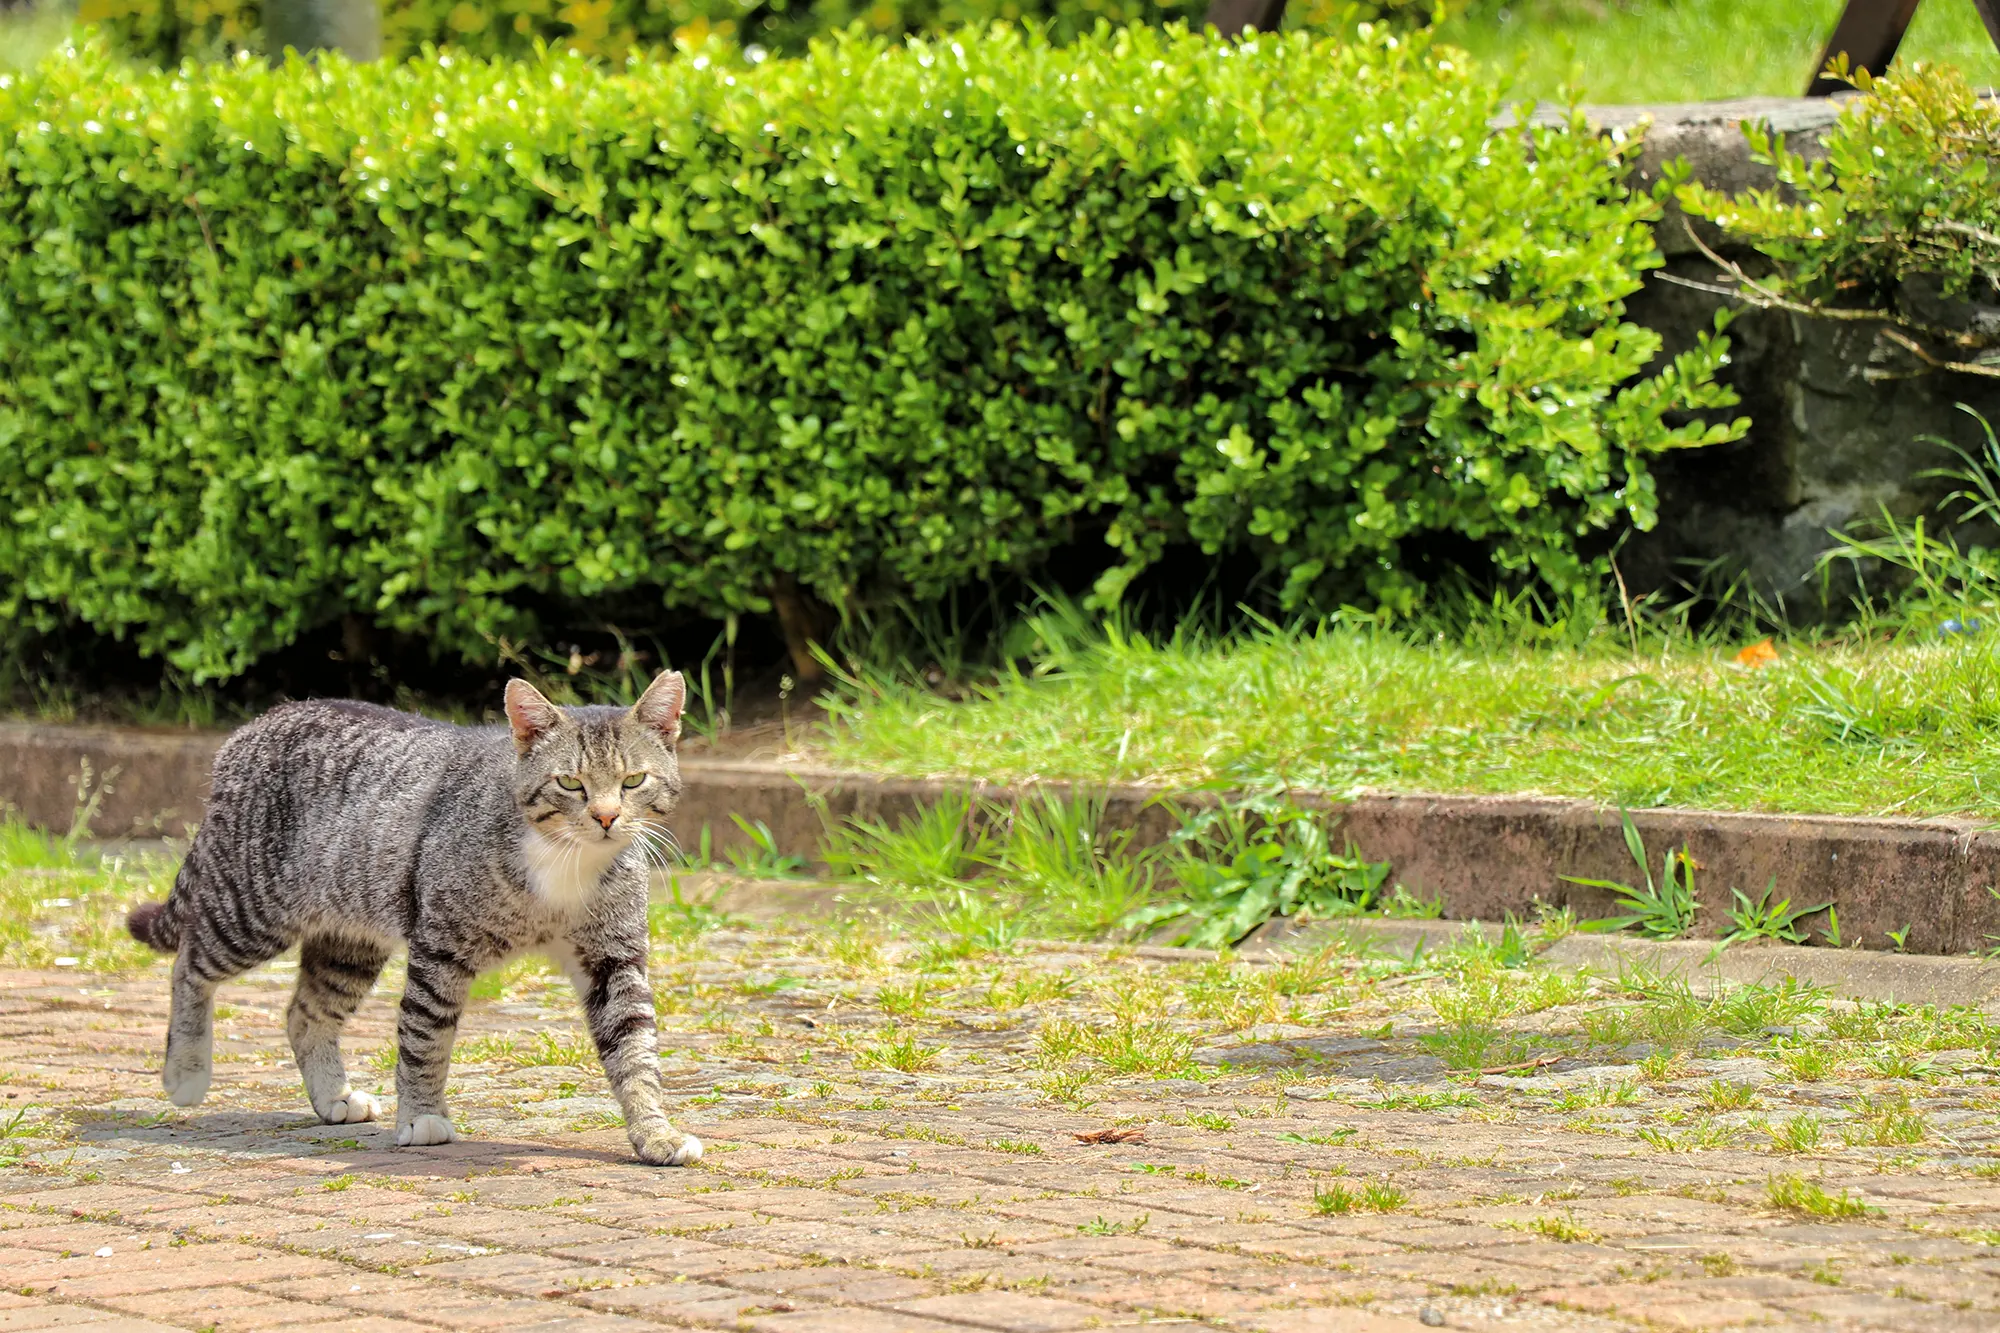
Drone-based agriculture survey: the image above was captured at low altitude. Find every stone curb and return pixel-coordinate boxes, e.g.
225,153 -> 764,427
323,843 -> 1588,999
683,876 -> 2000,1011
1253,916 -> 2000,1012
8,722 -> 2000,958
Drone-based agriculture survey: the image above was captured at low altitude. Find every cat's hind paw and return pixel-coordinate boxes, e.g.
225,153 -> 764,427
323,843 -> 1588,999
322,1088 -> 381,1125
396,1114 -> 456,1147
633,1129 -> 702,1167
162,1061 -> 211,1108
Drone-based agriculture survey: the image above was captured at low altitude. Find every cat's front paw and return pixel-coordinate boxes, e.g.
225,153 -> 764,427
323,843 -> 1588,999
396,1113 -> 456,1147
632,1129 -> 703,1166
322,1088 -> 381,1125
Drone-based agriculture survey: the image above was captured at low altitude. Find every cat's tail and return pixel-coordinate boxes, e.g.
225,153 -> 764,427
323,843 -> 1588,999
127,894 -> 183,953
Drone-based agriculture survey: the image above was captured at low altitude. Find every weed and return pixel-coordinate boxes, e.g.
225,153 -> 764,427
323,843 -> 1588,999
1180,1111 -> 1236,1132
1034,1068 -> 1096,1108
1843,1095 -> 1928,1147
1714,977 -> 1826,1034
1723,879 -> 1830,945
1338,1180 -> 1408,1212
1762,1114 -> 1825,1154
1776,1043 -> 1840,1082
822,792 -> 991,893
1566,811 -> 1699,940
1077,1213 -> 1149,1236
1528,1213 -> 1599,1243
987,1139 -> 1042,1156
1036,1018 -> 1194,1078
723,815 -> 809,878
1638,1119 -> 1736,1152
1357,1091 -> 1480,1111
1276,1129 -> 1358,1146
1697,1080 -> 1761,1113
1311,1181 -> 1360,1215
1863,1046 -> 1935,1081
1766,1174 -> 1876,1218
1125,791 -> 1389,948
853,1034 -> 942,1074
992,792 -> 1162,938
876,978 -> 940,1021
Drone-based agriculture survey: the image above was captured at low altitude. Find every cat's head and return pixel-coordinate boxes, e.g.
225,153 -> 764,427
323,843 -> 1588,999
503,671 -> 686,862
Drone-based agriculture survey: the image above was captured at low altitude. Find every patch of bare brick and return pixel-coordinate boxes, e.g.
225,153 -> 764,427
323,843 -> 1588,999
3,921 -> 1999,1332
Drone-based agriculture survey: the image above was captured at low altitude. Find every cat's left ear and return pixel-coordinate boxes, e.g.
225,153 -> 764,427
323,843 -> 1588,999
504,679 -> 563,755
632,670 -> 685,744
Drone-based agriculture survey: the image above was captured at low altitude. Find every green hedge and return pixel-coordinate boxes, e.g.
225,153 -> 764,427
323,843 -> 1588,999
0,26 -> 1740,683
77,0 -> 1441,69
80,0 -> 1186,65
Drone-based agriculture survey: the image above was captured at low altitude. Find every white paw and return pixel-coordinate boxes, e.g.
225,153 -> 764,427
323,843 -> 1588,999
163,1062 -> 211,1108
323,1088 -> 381,1124
396,1114 -> 456,1147
634,1130 -> 702,1166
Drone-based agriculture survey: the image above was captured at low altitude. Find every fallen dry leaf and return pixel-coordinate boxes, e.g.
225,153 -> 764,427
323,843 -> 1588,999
1073,1127 -> 1147,1144
1731,637 -> 1779,669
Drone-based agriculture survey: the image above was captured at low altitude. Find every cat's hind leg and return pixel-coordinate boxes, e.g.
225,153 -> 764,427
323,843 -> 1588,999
289,932 -> 393,1125
163,948 -> 218,1107
164,902 -> 292,1108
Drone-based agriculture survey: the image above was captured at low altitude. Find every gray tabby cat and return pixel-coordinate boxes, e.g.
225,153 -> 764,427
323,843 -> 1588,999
126,671 -> 702,1166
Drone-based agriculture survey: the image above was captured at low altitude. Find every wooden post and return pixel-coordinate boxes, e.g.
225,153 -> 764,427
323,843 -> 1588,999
1204,0 -> 1290,39
1806,0 -> 1922,94
1977,0 -> 2000,51
266,0 -> 383,61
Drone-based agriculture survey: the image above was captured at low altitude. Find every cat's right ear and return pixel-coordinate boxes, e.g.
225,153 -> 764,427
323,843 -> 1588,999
504,679 -> 562,755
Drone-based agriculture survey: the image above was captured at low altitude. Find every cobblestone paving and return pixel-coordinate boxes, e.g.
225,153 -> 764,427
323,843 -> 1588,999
3,921 -> 2000,1333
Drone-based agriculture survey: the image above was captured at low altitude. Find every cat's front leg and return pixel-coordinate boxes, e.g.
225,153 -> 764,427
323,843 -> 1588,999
394,943 -> 474,1147
570,943 -> 701,1166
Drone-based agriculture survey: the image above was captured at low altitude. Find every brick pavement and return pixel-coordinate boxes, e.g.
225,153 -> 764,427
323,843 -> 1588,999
2,926 -> 1998,1332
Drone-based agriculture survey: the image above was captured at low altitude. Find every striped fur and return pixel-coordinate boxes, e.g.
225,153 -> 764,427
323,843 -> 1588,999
126,672 -> 702,1166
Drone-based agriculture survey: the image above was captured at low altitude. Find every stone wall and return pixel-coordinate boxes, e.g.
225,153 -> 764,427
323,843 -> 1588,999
1565,97 -> 2000,613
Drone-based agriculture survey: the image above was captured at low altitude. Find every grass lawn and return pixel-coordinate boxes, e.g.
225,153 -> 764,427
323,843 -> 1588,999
1438,0 -> 2000,103
820,616 -> 2000,819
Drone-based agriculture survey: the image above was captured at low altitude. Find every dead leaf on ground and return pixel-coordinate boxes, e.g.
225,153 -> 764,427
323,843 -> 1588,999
1073,1127 -> 1147,1144
1730,637 -> 1779,669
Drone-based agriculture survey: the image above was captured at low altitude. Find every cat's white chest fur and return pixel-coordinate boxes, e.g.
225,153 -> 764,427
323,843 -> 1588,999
520,832 -> 628,914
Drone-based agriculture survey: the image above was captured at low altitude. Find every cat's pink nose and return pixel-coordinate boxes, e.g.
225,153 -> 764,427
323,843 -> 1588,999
591,807 -> 619,830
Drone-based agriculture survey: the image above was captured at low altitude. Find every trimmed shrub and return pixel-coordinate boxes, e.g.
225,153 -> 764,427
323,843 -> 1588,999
0,26 -> 1740,683
77,0 -> 1445,69
79,0 -> 1212,65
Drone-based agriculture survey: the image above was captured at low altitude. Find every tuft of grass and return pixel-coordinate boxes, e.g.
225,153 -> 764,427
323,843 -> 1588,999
1568,810 -> 1699,941
1036,1018 -> 1195,1079
1527,1213 -> 1600,1243
853,1033 -> 943,1074
1766,1173 -> 1878,1219
1312,1179 -> 1406,1215
1776,1043 -> 1841,1083
1842,1095 -> 1928,1147
986,1138 -> 1042,1156
1077,1213 -> 1148,1236
1697,1080 -> 1761,1113
1723,879 -> 1830,945
1762,1114 -> 1825,1155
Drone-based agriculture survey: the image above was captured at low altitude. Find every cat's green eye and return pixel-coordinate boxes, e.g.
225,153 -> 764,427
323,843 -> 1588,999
554,776 -> 584,793
621,773 -> 646,789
